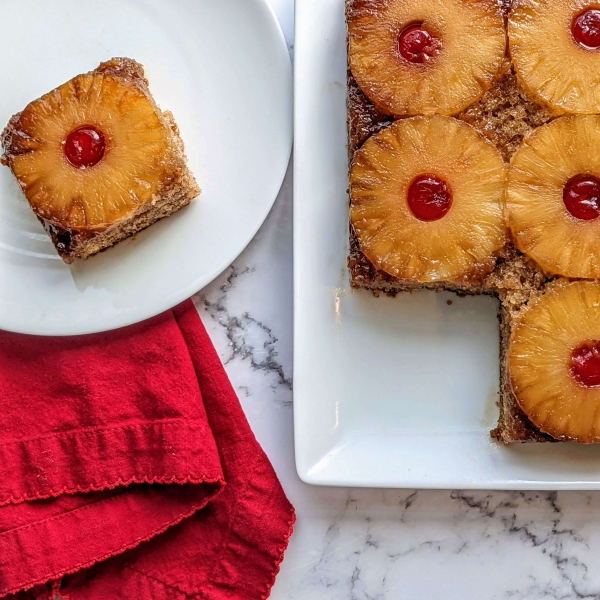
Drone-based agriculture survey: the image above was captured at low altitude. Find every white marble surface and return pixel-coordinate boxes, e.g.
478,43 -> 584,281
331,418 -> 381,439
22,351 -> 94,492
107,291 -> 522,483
195,2 -> 600,598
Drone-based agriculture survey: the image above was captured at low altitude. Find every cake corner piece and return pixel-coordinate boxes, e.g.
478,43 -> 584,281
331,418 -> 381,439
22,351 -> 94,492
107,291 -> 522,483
1,57 -> 201,264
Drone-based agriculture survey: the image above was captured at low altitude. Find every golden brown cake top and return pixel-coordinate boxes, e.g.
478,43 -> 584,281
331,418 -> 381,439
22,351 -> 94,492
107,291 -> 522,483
1,58 -> 185,233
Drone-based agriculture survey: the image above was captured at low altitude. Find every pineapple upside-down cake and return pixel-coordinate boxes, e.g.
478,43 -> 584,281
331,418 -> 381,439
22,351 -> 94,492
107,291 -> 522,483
346,0 -> 600,443
1,58 -> 200,263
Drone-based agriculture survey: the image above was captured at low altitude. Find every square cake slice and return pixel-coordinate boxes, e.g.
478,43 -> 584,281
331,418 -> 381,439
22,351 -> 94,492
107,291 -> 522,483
1,57 -> 200,264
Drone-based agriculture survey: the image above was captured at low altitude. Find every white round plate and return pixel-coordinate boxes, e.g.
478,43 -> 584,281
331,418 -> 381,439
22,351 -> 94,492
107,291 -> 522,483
0,0 -> 292,336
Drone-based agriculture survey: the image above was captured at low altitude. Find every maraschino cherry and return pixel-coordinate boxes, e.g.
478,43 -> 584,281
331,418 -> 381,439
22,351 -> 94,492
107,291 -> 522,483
398,24 -> 441,64
571,341 -> 600,387
407,174 -> 452,222
64,126 -> 106,169
572,9 -> 600,49
563,174 -> 600,221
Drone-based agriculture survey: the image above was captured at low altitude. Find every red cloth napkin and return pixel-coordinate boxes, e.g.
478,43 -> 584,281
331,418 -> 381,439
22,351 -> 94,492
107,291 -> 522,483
0,300 -> 295,600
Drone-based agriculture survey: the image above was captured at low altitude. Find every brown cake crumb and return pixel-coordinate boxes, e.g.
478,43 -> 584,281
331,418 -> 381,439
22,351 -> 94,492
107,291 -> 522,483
459,61 -> 557,162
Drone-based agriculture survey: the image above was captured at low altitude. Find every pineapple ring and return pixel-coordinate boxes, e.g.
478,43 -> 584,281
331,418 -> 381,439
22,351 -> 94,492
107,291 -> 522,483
347,0 -> 506,116
7,72 -> 174,231
507,115 -> 600,279
350,115 -> 507,283
509,280 -> 600,443
509,0 -> 600,114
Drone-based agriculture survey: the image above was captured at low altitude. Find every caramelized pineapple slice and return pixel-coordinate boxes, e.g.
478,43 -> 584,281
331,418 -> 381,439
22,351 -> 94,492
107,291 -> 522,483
509,280 -> 600,443
348,0 -> 506,116
2,62 -> 179,232
507,115 -> 600,279
509,0 -> 600,114
350,115 -> 506,283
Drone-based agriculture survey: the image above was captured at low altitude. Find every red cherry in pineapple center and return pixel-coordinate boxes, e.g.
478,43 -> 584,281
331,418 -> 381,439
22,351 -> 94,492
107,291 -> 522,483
407,174 -> 452,222
570,341 -> 600,387
398,24 -> 441,64
563,174 -> 600,220
572,9 -> 600,49
64,126 -> 106,169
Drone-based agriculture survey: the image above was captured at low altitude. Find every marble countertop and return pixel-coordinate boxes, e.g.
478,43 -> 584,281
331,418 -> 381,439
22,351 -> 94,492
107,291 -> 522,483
195,2 -> 600,598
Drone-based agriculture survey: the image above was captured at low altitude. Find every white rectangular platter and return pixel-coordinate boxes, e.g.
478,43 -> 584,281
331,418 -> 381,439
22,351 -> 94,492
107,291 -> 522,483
293,0 -> 600,490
